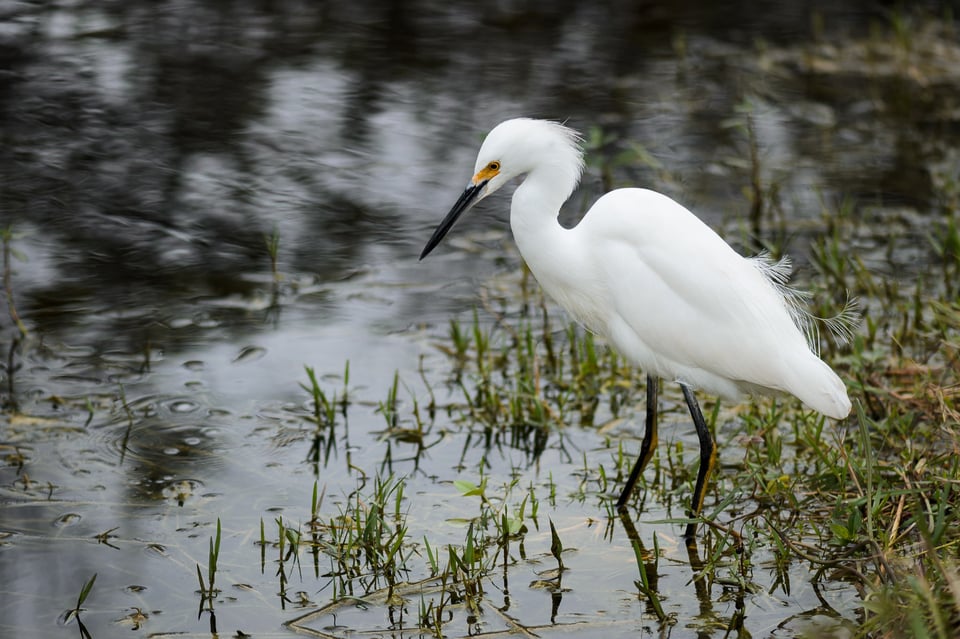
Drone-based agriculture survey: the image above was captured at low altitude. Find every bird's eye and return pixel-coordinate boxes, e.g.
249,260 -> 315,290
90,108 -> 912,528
488,161 -> 500,171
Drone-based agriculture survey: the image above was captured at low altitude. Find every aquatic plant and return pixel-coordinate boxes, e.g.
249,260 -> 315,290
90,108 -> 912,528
196,518 -> 222,613
61,572 -> 97,639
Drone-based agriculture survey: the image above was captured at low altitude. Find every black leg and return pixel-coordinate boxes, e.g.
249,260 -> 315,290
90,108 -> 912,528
680,383 -> 717,541
616,374 -> 658,510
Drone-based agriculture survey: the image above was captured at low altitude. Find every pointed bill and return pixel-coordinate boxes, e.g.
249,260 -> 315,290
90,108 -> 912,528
419,181 -> 487,260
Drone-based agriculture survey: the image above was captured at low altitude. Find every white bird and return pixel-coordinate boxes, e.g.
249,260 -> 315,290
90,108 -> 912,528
420,118 -> 852,539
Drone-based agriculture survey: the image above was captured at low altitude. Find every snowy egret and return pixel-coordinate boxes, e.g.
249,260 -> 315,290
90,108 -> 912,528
420,118 -> 852,539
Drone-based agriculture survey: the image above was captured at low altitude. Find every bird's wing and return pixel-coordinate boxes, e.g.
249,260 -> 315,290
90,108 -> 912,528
582,189 -> 807,391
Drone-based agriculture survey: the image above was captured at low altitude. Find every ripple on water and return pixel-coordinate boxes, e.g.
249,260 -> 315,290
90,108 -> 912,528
168,400 -> 200,413
53,512 -> 82,528
118,423 -> 220,466
0,531 -> 19,549
91,395 -> 232,478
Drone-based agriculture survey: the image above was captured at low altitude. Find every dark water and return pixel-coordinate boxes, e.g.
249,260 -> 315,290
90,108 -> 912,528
1,1 -> 958,637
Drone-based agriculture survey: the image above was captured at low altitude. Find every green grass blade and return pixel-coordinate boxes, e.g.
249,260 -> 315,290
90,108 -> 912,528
76,573 -> 97,609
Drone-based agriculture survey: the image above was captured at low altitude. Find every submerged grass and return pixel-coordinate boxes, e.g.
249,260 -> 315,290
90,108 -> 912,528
3,14 -> 959,637
273,213 -> 957,634
4,177 -> 957,639
385,145 -> 958,635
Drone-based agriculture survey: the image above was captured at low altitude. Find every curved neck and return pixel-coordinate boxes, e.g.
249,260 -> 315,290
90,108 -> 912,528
509,166 -> 573,239
507,167 -> 606,332
509,167 -> 579,287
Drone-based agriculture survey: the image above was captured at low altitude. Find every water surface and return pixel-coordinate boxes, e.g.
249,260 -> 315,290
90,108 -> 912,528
1,2 -> 957,637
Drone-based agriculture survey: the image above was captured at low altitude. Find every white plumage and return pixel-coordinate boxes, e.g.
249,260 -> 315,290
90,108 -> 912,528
421,117 -> 852,536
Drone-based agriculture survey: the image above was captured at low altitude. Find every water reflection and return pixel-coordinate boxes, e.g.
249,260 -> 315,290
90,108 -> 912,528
5,1 -> 952,348
1,1 -> 955,637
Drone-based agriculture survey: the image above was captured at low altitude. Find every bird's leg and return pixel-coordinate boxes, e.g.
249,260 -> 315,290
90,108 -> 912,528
680,383 -> 716,541
616,374 -> 659,510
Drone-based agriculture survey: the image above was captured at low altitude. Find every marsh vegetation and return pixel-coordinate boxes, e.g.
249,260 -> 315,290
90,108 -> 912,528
1,2 -> 959,638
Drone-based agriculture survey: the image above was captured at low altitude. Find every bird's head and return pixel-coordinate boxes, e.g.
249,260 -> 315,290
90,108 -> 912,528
419,118 -> 583,260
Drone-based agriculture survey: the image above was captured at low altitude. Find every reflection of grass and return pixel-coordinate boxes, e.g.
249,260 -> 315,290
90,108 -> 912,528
62,573 -> 97,639
196,518 -> 221,613
631,534 -> 666,622
4,180 -> 956,639
2,225 -> 27,413
2,225 -> 28,338
264,224 -> 281,283
302,364 -> 350,466
4,22 -> 958,634
291,182 -> 955,634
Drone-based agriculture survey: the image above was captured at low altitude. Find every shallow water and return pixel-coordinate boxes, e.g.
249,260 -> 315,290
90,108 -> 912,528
1,1 -> 957,637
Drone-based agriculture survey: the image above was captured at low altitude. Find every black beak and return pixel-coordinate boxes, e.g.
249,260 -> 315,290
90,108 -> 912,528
419,181 -> 487,260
